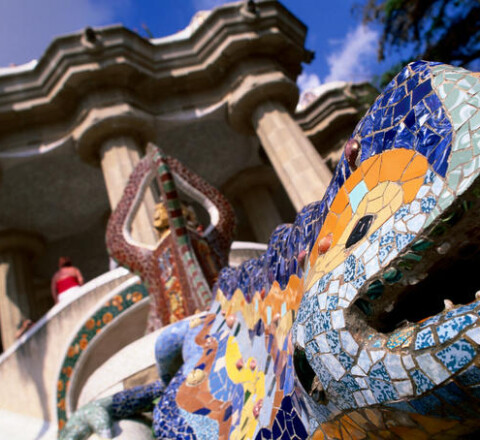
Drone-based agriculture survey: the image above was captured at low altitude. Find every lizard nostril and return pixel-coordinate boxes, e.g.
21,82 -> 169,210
293,346 -> 328,404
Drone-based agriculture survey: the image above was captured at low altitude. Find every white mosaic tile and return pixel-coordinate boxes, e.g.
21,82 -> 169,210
351,365 -> 366,376
416,185 -> 430,199
328,280 -> 339,294
416,353 -> 450,384
340,330 -> 359,356
381,217 -> 394,235
362,389 -> 376,405
384,353 -> 408,379
407,214 -> 426,233
357,349 -> 372,372
331,310 -> 345,330
296,324 -> 305,347
363,241 -> 379,262
353,391 -> 366,406
345,284 -> 357,301
315,334 -> 330,353
370,350 -> 385,363
432,176 -> 444,196
410,201 -> 420,214
320,353 -> 345,380
365,258 -> 380,278
466,327 -> 480,344
317,293 -> 327,310
394,380 -> 413,397
402,354 -> 415,370
355,377 -> 367,389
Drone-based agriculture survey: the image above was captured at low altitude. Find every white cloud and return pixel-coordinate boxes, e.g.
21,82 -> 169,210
0,0 -> 129,67
297,72 -> 322,94
324,24 -> 379,83
192,0 -> 231,11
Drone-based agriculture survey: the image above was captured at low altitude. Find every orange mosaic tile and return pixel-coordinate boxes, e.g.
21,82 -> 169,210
402,176 -> 425,203
379,149 -> 416,182
400,154 -> 429,182
330,186 -> 349,214
362,156 -> 382,190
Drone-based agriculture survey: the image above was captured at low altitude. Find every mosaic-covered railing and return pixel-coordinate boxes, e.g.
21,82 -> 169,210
56,282 -> 148,430
61,61 -> 480,439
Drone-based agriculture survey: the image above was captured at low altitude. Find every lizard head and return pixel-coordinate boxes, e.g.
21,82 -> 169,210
292,61 -> 480,434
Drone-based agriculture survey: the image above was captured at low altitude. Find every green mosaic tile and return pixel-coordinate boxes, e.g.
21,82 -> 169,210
467,93 -> 480,108
441,82 -> 455,98
445,72 -> 466,82
458,173 -> 477,195
445,88 -> 464,109
411,239 -> 434,252
457,78 -> 473,91
383,268 -> 402,284
451,104 -> 476,130
450,149 -> 473,169
438,191 -> 455,210
469,112 -> 480,132
433,73 -> 444,89
448,168 -> 462,190
472,132 -> 480,157
463,75 -> 478,88
455,124 -> 471,150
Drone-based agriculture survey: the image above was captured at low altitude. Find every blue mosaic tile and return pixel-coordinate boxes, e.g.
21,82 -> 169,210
437,314 -> 478,344
351,275 -> 367,289
420,196 -> 437,213
424,169 -> 435,184
379,245 -> 393,263
369,362 -> 391,382
411,369 -> 435,395
369,229 -> 380,243
380,231 -> 395,246
344,255 -> 356,283
327,380 -> 358,410
326,295 -> 339,311
394,205 -> 409,220
415,327 -> 436,350
408,394 -> 443,417
457,365 -> 480,387
316,273 -> 332,295
445,301 -> 478,319
435,339 -> 476,373
420,314 -> 442,328
395,233 -> 416,250
367,378 -> 398,403
338,352 -> 355,370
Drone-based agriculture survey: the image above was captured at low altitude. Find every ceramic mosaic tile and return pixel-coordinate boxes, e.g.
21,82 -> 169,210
61,62 -> 480,440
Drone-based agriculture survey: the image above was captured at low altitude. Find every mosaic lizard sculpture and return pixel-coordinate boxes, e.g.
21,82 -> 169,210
61,61 -> 480,439
106,147 -> 235,328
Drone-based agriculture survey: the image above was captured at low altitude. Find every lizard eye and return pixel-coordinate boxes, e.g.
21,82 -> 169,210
346,215 -> 375,249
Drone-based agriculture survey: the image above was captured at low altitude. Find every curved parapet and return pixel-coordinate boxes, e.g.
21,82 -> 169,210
57,280 -> 149,425
0,267 -> 134,427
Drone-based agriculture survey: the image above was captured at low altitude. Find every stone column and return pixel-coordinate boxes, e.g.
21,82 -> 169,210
239,185 -> 283,243
228,71 -> 333,212
252,100 -> 332,211
0,231 -> 44,349
100,136 -> 157,246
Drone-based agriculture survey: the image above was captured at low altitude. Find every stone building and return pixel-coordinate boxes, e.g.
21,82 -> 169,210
0,1 -> 375,435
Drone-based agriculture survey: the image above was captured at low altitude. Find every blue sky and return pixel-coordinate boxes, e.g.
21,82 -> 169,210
0,0 -> 389,91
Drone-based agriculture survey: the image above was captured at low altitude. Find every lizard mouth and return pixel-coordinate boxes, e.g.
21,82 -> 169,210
349,190 -> 480,334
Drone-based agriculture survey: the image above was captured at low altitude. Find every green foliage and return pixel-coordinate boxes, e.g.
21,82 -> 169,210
362,0 -> 480,67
